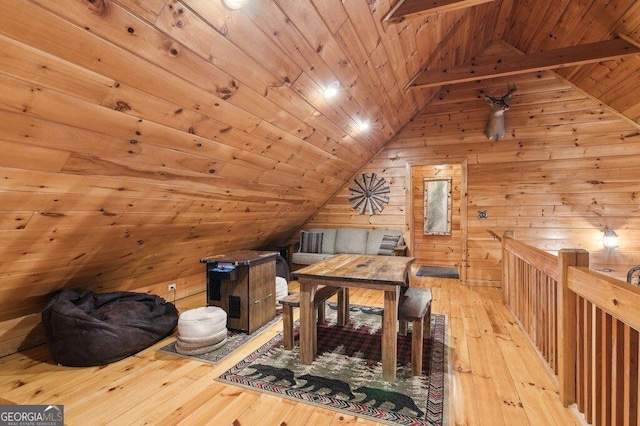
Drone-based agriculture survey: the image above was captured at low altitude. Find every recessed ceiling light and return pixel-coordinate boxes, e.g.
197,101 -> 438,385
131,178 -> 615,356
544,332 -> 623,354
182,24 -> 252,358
358,120 -> 371,132
222,0 -> 248,9
323,80 -> 340,99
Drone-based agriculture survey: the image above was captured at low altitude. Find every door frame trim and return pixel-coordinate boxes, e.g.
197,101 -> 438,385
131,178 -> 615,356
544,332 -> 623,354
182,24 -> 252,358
405,158 -> 468,283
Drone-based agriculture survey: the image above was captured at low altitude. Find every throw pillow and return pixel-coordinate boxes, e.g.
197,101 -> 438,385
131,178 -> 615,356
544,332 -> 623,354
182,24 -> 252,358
300,231 -> 323,254
378,234 -> 401,256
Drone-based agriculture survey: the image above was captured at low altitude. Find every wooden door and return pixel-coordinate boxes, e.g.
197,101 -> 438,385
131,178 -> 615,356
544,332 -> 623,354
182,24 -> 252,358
408,162 -> 467,283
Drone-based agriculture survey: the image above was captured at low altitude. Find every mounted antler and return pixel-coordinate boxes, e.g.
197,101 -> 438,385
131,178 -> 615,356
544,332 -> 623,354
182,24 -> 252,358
484,84 -> 517,140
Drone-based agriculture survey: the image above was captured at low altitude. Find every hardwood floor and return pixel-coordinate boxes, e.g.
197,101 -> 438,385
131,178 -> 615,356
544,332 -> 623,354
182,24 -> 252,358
0,271 -> 578,425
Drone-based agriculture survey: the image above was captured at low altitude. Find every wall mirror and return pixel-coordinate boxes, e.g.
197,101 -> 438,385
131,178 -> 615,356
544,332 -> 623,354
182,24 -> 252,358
423,177 -> 452,235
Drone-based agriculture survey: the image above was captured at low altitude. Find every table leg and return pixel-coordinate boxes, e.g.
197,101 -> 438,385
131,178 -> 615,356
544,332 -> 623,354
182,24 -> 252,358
337,287 -> 350,326
299,280 -> 316,365
382,286 -> 400,382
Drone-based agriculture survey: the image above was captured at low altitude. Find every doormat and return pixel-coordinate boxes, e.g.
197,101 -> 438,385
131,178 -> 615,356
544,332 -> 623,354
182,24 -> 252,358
217,304 -> 447,425
416,265 -> 459,279
157,310 -> 282,364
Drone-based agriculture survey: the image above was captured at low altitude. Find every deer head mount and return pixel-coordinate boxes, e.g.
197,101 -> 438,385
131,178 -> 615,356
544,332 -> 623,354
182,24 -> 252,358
484,84 -> 517,140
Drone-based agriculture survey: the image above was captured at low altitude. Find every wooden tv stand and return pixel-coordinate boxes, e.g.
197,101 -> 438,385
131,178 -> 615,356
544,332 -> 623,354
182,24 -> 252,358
200,250 -> 277,334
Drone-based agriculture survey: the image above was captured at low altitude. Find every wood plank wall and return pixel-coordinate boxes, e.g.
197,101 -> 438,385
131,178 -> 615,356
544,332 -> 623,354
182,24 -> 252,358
3,0 -> 639,359
0,0 -> 503,357
308,43 -> 640,287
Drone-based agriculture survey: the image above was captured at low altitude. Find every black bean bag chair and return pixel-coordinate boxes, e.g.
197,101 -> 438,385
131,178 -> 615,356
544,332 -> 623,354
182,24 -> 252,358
42,290 -> 178,367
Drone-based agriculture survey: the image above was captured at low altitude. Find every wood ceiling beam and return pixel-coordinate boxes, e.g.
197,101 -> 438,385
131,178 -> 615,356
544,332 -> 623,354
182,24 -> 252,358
408,37 -> 640,89
383,0 -> 496,24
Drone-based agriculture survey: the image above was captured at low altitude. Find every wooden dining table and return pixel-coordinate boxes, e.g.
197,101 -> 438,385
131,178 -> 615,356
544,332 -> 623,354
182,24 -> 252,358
295,253 -> 415,382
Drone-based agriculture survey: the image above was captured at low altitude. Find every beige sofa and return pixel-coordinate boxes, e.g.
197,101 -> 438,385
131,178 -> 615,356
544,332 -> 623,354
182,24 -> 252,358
291,227 -> 406,267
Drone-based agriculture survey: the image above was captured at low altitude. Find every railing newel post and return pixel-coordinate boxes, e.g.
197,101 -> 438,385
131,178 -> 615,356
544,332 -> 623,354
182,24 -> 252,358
502,231 -> 515,305
558,249 -> 589,407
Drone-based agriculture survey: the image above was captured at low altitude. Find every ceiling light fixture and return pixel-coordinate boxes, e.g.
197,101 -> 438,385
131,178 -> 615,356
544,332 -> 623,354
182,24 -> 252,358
323,80 -> 340,99
358,120 -> 371,132
222,0 -> 248,10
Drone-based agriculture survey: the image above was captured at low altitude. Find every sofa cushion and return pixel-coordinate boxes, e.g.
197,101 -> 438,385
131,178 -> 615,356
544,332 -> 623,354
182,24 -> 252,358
299,231 -> 323,253
307,228 -> 337,254
378,234 -> 403,256
292,251 -> 335,265
366,229 -> 404,255
335,228 -> 369,254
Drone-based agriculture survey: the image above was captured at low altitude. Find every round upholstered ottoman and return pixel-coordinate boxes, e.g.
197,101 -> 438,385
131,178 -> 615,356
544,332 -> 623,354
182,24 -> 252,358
176,307 -> 227,355
275,277 -> 288,305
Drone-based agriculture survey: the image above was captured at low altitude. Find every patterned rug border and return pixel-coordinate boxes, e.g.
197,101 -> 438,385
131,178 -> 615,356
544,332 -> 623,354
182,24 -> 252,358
215,308 -> 448,426
156,311 -> 282,364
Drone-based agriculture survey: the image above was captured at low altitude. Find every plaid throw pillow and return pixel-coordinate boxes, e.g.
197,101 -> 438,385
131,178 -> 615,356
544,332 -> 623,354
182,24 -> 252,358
300,231 -> 323,254
378,234 -> 401,256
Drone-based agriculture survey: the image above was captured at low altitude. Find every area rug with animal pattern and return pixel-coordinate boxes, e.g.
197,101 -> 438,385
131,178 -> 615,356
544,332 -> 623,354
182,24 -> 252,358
217,303 -> 447,425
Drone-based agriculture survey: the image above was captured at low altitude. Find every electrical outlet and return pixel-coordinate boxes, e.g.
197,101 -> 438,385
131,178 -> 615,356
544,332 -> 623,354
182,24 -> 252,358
168,284 -> 177,291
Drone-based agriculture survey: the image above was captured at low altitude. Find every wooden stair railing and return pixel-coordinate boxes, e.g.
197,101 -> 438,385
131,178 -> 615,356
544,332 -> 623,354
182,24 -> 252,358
565,266 -> 640,425
502,234 -> 640,425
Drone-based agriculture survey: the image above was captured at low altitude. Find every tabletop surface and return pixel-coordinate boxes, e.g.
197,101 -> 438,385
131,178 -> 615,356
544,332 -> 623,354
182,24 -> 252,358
295,254 -> 415,285
199,250 -> 278,265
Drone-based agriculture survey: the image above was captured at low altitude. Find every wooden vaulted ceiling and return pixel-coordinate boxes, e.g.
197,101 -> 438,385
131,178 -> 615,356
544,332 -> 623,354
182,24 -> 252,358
1,0 -> 640,324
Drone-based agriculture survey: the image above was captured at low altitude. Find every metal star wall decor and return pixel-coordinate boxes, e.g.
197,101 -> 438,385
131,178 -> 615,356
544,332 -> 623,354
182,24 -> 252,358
348,173 -> 390,215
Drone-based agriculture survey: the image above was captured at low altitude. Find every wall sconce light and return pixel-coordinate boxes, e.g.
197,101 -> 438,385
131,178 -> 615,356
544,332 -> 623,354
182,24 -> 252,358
222,0 -> 249,10
323,80 -> 340,99
603,227 -> 619,249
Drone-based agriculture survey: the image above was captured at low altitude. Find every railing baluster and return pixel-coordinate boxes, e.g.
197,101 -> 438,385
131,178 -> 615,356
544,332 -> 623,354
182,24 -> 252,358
636,336 -> 640,425
602,311 -> 612,426
612,319 -> 625,425
584,298 -> 593,423
623,325 -> 638,426
577,295 -> 585,414
593,307 -> 608,426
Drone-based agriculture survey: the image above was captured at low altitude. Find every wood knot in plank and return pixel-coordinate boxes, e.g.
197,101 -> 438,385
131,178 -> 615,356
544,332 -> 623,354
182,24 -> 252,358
160,40 -> 180,57
216,86 -> 234,100
85,0 -> 109,16
39,212 -> 65,217
99,209 -> 117,217
114,101 -> 131,112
